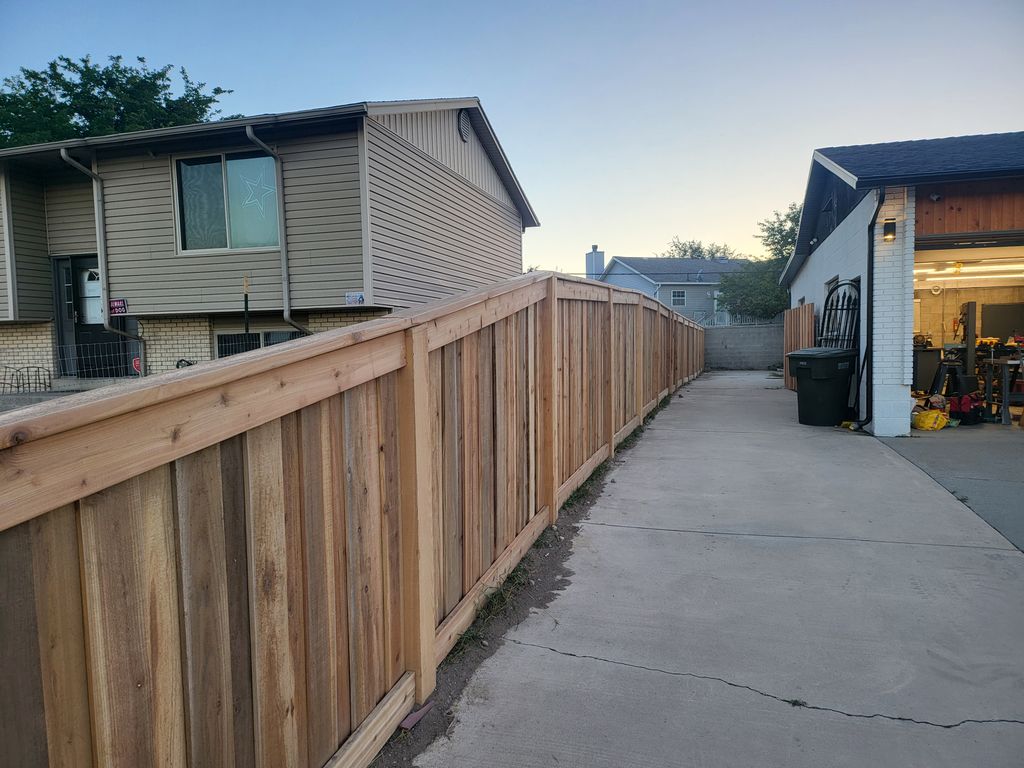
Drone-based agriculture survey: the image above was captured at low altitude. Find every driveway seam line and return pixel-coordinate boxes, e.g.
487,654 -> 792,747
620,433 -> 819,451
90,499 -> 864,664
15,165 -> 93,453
579,520 -> 1020,553
507,639 -> 1024,730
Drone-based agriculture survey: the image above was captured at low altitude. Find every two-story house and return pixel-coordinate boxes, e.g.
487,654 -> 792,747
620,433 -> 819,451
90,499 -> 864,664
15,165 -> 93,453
585,245 -> 749,324
0,97 -> 538,379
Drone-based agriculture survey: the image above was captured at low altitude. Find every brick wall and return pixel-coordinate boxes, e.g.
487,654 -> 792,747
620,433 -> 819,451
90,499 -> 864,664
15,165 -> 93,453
307,307 -> 390,332
705,323 -> 784,370
871,186 -> 915,437
0,321 -> 55,371
138,316 -> 213,375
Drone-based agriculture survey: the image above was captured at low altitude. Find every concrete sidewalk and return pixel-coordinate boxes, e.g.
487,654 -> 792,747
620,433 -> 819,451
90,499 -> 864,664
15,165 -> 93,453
416,371 -> 1024,768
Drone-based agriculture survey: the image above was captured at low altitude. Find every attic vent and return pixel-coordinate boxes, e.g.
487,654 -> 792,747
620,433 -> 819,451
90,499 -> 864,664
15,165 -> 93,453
457,109 -> 471,143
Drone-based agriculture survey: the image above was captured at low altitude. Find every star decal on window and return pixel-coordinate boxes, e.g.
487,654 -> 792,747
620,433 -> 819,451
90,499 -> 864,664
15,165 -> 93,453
241,172 -> 276,218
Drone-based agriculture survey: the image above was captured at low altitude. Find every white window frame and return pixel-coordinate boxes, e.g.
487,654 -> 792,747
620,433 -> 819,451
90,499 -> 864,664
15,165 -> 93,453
670,289 -> 687,307
170,150 -> 281,255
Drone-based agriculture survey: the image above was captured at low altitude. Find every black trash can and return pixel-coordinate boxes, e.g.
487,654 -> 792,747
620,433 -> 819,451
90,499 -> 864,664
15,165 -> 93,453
787,347 -> 857,426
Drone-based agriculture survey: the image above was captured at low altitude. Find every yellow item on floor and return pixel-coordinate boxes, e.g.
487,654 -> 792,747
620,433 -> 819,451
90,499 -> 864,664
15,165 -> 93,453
912,410 -> 949,431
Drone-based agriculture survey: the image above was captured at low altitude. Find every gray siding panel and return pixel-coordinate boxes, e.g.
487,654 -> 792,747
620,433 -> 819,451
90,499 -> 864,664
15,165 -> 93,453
657,283 -> 717,320
9,173 -> 51,320
101,153 -> 282,314
366,120 -> 522,309
45,179 -> 96,255
100,134 -> 365,315
601,262 -> 656,296
280,133 -> 364,308
370,110 -> 515,207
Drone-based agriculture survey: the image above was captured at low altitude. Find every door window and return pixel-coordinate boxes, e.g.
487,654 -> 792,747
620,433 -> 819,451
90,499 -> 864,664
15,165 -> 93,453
77,268 -> 103,324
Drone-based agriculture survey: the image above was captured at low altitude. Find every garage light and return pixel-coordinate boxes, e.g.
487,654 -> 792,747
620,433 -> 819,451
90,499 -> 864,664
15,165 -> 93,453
882,219 -> 897,242
924,273 -> 1024,281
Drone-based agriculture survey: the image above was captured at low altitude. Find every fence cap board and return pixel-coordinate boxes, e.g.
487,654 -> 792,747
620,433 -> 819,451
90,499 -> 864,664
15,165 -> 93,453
0,271 -> 692,451
0,315 -> 410,450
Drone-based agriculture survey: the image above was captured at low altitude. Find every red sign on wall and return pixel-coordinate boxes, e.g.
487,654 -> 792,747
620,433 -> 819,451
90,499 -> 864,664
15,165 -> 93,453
109,298 -> 129,315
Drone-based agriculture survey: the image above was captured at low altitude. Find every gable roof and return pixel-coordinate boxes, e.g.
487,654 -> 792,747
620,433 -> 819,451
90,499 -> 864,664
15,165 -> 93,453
604,256 -> 749,284
781,130 -> 1024,286
0,97 -> 539,228
814,131 -> 1024,189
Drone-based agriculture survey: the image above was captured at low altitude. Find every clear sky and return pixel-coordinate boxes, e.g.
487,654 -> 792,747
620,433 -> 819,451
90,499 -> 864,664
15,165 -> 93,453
3,0 -> 1023,274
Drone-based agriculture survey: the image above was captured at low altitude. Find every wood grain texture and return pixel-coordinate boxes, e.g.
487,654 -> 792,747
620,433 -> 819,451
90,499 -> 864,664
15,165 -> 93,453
298,401 -> 342,767
79,466 -> 186,768
29,505 -> 93,768
174,445 -> 237,768
376,373 -> 404,689
344,383 -> 387,725
0,521 -> 49,766
440,343 -> 464,616
245,419 -> 304,768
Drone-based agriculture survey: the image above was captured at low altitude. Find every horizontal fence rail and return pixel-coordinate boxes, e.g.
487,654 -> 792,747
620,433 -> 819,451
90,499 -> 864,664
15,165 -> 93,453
0,272 -> 704,768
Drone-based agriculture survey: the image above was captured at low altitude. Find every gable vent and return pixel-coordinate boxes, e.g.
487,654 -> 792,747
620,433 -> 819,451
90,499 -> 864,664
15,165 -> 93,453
457,109 -> 472,143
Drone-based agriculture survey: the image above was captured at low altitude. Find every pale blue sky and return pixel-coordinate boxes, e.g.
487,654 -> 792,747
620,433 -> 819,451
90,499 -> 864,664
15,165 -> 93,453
3,0 -> 1023,273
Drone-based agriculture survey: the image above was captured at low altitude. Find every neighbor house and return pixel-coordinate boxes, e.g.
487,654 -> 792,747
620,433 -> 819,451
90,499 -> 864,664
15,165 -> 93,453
781,131 -> 1024,436
585,245 -> 749,324
0,97 -> 538,378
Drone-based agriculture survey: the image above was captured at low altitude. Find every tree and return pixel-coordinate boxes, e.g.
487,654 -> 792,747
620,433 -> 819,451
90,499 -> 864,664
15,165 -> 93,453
715,203 -> 802,319
657,237 -> 738,260
755,202 -> 802,261
0,56 -> 234,148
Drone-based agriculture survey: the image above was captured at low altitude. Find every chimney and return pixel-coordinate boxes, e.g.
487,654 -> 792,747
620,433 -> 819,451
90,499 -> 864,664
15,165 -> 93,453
585,244 -> 605,281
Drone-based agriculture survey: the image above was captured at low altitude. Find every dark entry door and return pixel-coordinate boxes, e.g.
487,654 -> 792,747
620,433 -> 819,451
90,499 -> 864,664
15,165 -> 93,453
54,256 -> 132,377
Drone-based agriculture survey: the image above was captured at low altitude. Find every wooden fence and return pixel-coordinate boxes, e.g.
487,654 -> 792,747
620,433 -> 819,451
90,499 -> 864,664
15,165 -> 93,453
0,272 -> 703,768
783,303 -> 815,390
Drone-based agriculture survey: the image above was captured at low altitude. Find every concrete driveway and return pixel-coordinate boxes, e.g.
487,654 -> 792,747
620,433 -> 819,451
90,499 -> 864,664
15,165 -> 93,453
881,423 -> 1024,552
415,371 -> 1024,768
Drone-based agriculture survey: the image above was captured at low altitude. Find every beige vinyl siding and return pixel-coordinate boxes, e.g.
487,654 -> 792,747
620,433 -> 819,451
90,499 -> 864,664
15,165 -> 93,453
370,110 -> 515,207
100,153 -> 282,314
279,133 -> 364,309
45,179 -> 97,255
9,173 -> 52,320
365,119 -> 522,309
0,169 -> 8,318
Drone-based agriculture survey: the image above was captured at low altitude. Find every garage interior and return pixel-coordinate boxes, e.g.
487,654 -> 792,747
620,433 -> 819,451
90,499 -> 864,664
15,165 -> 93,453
917,244 -> 1019,428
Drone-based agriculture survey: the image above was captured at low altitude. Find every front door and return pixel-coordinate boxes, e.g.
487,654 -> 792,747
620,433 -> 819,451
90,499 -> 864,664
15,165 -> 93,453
54,256 -> 132,377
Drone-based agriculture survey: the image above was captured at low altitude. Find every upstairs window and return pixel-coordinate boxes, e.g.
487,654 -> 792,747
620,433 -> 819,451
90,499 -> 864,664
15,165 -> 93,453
177,152 -> 279,251
671,290 -> 686,307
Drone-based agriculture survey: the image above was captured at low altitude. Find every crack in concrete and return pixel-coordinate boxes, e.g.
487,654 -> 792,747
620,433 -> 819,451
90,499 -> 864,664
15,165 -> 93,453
508,639 -> 1024,730
580,520 -> 1020,553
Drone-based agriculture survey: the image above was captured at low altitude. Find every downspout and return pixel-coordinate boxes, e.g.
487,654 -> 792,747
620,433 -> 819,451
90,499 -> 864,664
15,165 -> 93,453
245,125 -> 310,335
856,187 -> 885,429
59,149 -> 148,375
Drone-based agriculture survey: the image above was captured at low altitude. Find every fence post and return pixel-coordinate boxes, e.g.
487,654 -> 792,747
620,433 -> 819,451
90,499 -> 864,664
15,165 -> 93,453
540,275 -> 560,523
397,325 -> 436,704
634,299 -> 645,419
606,285 -> 616,457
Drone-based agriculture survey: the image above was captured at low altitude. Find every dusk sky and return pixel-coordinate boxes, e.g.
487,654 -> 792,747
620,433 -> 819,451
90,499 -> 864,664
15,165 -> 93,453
3,0 -> 1023,274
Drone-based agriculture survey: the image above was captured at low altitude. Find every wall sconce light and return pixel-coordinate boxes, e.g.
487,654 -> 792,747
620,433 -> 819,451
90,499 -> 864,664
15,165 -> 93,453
882,218 -> 897,242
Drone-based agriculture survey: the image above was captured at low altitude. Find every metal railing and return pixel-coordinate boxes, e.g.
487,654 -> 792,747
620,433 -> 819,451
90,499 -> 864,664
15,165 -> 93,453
1,341 -> 143,392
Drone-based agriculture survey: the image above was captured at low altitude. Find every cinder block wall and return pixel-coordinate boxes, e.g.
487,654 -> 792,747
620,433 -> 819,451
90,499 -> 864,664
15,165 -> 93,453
704,323 -> 785,370
0,321 -> 55,370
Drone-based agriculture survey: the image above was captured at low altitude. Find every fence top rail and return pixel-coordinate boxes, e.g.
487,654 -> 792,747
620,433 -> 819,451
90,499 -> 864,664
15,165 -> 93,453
0,271 -> 698,451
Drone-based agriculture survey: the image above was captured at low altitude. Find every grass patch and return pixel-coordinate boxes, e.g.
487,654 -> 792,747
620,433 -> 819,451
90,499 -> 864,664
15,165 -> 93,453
448,562 -> 532,660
